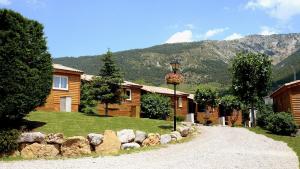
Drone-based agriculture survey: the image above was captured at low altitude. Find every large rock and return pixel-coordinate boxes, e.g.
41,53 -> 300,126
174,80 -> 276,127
177,126 -> 189,137
142,133 -> 160,146
117,129 -> 135,143
18,132 -> 45,143
95,130 -> 121,154
21,143 -> 59,159
170,131 -> 182,141
160,134 -> 172,144
134,130 -> 147,143
45,133 -> 64,144
61,136 -> 91,157
87,133 -> 104,146
121,142 -> 141,150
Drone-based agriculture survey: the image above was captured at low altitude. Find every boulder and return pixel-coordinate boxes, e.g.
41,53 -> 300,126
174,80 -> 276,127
180,122 -> 194,127
177,126 -> 189,137
87,133 -> 104,146
45,133 -> 64,144
21,143 -> 59,159
142,133 -> 160,147
121,142 -> 141,150
134,130 -> 147,143
61,136 -> 91,157
117,129 -> 135,143
18,132 -> 45,143
170,131 -> 182,141
160,134 -> 172,144
95,130 -> 121,154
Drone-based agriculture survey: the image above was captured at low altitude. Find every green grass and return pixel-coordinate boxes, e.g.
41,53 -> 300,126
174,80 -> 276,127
249,127 -> 300,167
24,111 -> 173,137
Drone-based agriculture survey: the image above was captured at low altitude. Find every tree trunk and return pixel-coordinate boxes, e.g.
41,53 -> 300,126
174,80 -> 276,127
251,102 -> 256,127
105,103 -> 108,117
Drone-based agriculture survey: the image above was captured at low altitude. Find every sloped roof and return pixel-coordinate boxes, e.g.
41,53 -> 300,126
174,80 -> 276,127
270,80 -> 300,97
53,64 -> 83,73
80,74 -> 142,87
141,85 -> 189,96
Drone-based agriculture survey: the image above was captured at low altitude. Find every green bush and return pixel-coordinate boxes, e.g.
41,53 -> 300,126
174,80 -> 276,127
0,129 -> 20,154
194,85 -> 218,107
266,112 -> 297,135
256,104 -> 274,128
0,9 -> 52,121
79,82 -> 98,115
176,116 -> 185,122
141,93 -> 171,120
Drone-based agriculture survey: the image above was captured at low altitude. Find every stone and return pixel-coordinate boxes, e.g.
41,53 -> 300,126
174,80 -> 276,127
61,136 -> 91,157
21,143 -> 59,159
18,132 -> 45,143
95,130 -> 121,154
160,134 -> 172,144
134,130 -> 147,143
142,133 -> 160,147
117,129 -> 135,143
87,133 -> 104,146
121,142 -> 141,150
180,122 -> 194,127
45,133 -> 64,144
170,131 -> 182,141
177,126 -> 190,137
19,143 -> 31,152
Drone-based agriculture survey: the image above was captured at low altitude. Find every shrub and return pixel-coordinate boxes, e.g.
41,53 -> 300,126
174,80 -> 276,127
141,93 -> 171,120
176,116 -> 185,122
194,85 -> 218,108
256,104 -> 274,128
79,82 -> 97,115
266,112 -> 297,135
0,9 -> 52,122
0,129 -> 20,154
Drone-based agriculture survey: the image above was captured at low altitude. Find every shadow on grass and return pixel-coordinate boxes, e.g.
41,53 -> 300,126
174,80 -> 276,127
0,119 -> 46,132
158,124 -> 173,129
82,113 -> 113,118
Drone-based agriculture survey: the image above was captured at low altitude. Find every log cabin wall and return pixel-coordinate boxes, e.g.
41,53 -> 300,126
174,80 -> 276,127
36,69 -> 82,112
97,86 -> 142,117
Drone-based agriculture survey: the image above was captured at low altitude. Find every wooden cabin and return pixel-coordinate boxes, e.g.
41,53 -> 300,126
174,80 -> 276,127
188,94 -> 243,126
37,64 -> 83,112
81,74 -> 143,117
270,80 -> 300,125
141,85 -> 189,119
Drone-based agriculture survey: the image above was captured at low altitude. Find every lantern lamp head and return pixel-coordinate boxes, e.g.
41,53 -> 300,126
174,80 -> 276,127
170,59 -> 180,72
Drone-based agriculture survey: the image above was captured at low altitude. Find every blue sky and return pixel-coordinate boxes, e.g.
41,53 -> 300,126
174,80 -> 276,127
1,0 -> 300,58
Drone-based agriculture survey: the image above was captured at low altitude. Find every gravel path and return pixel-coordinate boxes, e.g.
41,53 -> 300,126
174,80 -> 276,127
1,126 -> 299,169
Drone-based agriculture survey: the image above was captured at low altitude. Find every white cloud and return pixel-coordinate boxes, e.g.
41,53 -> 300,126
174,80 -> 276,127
245,0 -> 300,21
224,33 -> 244,40
259,26 -> 278,35
203,28 -> 228,39
0,0 -> 11,6
185,24 -> 195,29
165,30 -> 193,44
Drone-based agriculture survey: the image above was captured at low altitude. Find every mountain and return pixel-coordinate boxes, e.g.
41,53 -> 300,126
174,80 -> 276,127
272,48 -> 300,89
53,33 -> 300,87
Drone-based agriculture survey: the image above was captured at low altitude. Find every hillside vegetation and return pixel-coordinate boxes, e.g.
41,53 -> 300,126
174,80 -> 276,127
53,33 -> 300,88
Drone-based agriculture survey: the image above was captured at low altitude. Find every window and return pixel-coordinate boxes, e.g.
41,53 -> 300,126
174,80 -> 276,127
53,75 -> 68,90
178,97 -> 183,108
126,89 -> 132,101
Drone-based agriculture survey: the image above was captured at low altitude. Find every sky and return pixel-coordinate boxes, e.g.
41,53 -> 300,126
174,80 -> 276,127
1,0 -> 300,58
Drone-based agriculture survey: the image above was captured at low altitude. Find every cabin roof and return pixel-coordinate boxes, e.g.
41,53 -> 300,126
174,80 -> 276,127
53,64 -> 83,73
80,74 -> 142,87
141,85 -> 189,96
270,80 -> 300,97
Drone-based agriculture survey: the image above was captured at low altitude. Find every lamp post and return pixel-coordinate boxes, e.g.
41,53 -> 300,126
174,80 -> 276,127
166,59 -> 182,131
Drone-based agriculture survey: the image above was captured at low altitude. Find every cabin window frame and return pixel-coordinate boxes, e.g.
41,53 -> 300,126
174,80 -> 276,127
125,89 -> 132,101
53,75 -> 69,90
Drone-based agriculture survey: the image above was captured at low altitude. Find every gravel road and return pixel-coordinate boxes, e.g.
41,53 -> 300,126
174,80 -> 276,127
1,126 -> 298,169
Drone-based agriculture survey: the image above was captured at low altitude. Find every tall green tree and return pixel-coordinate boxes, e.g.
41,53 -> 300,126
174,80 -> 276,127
91,50 -> 123,116
0,9 -> 52,122
231,52 -> 272,127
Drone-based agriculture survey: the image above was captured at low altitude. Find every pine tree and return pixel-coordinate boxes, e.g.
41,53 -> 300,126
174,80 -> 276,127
91,50 -> 123,116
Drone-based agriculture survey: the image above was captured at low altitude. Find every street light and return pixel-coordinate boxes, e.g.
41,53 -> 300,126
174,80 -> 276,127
166,58 -> 183,131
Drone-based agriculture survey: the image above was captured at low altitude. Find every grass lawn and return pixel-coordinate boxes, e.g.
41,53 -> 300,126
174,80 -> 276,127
23,111 -> 173,137
249,127 -> 300,167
